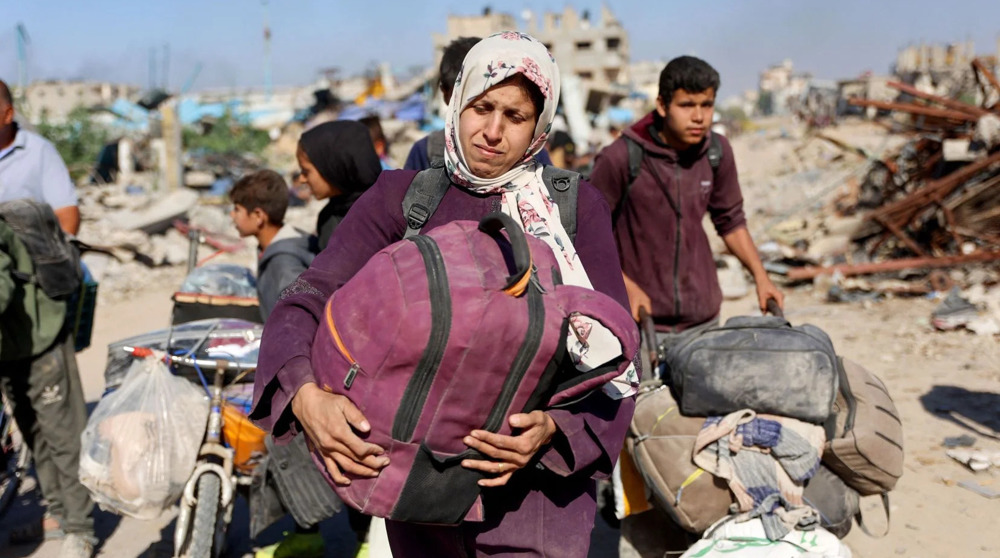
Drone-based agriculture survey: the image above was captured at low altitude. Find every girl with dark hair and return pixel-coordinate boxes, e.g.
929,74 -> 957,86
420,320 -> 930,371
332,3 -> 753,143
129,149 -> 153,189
296,120 -> 383,251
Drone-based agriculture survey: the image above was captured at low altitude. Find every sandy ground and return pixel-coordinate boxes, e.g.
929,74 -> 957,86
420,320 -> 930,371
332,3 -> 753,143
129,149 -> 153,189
2,118 -> 998,557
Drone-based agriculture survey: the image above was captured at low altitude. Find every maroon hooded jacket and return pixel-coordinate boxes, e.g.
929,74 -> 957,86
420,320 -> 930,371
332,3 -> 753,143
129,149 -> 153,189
589,112 -> 747,331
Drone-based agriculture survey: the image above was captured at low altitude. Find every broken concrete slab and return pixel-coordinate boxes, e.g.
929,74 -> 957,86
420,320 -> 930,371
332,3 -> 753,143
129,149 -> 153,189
105,189 -> 199,235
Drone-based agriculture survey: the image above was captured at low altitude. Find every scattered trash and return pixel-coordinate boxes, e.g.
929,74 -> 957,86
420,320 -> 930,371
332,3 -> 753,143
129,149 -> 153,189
958,480 -> 1000,499
942,435 -> 977,448
931,289 -> 982,331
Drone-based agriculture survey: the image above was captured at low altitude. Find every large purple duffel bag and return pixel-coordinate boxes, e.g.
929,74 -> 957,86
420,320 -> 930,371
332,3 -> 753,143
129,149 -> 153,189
310,213 -> 638,525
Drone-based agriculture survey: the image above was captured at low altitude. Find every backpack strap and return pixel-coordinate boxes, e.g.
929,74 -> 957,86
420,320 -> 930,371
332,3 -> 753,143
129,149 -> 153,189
426,130 -> 447,170
541,166 -> 580,243
402,166 -> 451,239
404,164 -> 580,242
707,132 -> 723,171
612,136 -> 645,225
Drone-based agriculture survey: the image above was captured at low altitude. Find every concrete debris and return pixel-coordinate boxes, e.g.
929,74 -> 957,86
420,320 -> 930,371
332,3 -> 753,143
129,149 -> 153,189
958,480 -> 1000,499
716,255 -> 750,300
974,113 -> 1000,149
105,189 -> 200,235
946,448 -> 1000,472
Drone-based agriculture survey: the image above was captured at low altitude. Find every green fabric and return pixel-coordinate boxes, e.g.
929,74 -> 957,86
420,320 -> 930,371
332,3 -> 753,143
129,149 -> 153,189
0,220 -> 66,361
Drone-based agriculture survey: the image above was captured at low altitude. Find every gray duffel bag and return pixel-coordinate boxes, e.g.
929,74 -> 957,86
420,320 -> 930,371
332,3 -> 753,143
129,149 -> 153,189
665,314 -> 838,424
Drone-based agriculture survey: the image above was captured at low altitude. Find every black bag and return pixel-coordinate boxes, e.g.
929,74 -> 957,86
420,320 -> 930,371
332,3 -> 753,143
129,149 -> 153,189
803,464 -> 860,539
665,314 -> 839,424
0,199 -> 82,299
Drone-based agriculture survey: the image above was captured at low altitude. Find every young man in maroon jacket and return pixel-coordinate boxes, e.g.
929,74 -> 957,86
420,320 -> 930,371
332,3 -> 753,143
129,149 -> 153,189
589,56 -> 784,555
591,55 -> 782,346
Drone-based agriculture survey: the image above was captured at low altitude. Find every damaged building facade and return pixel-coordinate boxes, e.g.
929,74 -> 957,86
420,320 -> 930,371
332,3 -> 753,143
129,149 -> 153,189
20,80 -> 142,123
432,5 -> 630,94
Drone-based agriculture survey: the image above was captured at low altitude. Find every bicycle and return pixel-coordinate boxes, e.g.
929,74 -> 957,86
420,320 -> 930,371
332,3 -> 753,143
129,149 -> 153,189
123,344 -> 258,558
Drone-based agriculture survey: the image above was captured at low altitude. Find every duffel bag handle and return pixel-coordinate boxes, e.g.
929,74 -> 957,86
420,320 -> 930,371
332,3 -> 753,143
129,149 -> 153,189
766,298 -> 784,318
478,212 -> 532,296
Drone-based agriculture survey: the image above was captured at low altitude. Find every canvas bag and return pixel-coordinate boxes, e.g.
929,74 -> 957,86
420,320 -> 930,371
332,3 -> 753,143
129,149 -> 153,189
310,213 -> 638,525
626,384 -> 734,533
665,315 -> 839,424
823,357 -> 903,495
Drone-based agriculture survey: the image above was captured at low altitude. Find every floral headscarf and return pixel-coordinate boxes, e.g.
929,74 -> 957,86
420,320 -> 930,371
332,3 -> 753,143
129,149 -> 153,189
443,32 -> 638,400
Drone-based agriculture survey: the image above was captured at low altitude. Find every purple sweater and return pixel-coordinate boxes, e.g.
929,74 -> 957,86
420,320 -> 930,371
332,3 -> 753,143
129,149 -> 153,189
250,169 -> 634,556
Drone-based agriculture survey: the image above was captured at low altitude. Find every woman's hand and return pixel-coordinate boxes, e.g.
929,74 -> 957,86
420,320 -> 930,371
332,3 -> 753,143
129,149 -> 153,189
461,411 -> 558,487
291,382 -> 389,485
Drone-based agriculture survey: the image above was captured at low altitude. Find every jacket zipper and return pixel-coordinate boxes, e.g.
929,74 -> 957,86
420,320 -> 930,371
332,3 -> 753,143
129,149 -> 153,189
324,303 -> 361,389
646,159 -> 684,332
392,235 -> 452,442
672,165 -> 682,324
482,283 -> 545,433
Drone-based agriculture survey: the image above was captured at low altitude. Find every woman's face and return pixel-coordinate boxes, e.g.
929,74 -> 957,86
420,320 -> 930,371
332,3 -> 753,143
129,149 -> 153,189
459,81 -> 538,179
296,146 -> 341,200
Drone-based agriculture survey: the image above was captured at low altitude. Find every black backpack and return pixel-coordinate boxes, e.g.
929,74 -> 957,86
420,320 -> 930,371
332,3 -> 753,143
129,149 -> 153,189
612,132 -> 723,224
0,199 -> 82,299
402,163 -> 580,242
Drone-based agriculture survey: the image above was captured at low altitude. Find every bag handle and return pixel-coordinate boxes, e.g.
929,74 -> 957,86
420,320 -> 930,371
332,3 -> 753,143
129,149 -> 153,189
478,212 -> 533,297
638,306 -> 660,376
856,492 -> 891,538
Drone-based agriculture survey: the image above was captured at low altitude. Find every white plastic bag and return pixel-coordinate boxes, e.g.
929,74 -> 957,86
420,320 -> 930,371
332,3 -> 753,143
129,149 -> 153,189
681,517 -> 852,558
79,357 -> 209,519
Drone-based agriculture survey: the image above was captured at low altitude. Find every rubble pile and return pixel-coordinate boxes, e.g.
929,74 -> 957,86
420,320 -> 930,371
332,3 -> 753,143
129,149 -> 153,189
77,179 -> 320,305
755,63 -> 1000,335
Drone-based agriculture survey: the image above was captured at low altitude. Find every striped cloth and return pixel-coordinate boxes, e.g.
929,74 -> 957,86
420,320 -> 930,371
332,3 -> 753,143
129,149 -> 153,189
692,409 -> 825,540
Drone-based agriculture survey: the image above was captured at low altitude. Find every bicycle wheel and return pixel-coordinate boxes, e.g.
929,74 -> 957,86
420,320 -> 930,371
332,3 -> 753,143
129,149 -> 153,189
184,474 -> 222,558
0,413 -> 30,517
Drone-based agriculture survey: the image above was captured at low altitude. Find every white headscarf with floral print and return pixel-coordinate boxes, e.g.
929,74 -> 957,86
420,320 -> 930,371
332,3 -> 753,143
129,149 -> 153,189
443,32 -> 638,400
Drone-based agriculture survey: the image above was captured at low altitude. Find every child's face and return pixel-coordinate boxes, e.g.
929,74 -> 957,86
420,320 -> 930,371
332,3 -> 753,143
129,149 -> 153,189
230,203 -> 260,237
296,147 -> 341,200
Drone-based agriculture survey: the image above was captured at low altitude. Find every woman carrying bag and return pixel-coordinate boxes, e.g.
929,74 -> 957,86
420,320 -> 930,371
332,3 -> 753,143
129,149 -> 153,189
252,33 -> 638,558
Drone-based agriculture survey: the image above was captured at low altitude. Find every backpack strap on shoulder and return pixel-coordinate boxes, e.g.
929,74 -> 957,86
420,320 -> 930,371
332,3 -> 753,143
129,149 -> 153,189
625,136 -> 644,185
613,136 -> 645,225
426,129 -> 447,170
707,132 -> 723,171
402,166 -> 451,239
541,166 -> 580,243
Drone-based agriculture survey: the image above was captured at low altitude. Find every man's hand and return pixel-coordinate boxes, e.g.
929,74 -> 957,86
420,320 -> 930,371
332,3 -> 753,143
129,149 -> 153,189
461,411 -> 558,487
622,272 -> 651,322
291,382 -> 388,486
755,273 -> 784,315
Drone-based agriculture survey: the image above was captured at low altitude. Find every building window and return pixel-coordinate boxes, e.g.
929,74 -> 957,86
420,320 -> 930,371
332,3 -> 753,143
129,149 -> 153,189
606,37 -> 621,51
605,68 -> 621,82
577,71 -> 594,80
575,41 -> 592,51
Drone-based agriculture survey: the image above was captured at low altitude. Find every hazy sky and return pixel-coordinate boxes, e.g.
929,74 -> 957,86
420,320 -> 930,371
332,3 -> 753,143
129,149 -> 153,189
2,0 -> 999,97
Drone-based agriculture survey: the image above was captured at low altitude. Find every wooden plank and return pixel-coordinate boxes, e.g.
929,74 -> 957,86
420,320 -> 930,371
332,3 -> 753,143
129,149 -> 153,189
786,251 -> 1000,280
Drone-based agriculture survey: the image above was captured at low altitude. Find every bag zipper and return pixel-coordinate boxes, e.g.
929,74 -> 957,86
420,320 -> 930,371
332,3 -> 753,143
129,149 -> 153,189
392,235 -> 452,441
324,303 -> 361,389
481,282 -> 545,433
